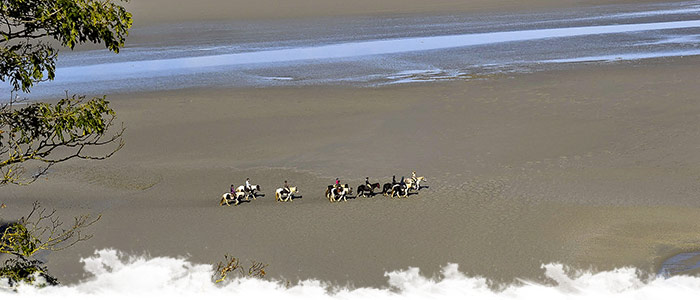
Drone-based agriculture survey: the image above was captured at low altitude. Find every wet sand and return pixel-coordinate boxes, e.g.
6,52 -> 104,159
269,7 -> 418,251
123,0 -> 686,24
3,54 -> 700,286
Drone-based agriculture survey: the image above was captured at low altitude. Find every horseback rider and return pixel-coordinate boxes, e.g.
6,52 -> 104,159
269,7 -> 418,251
245,178 -> 251,192
411,171 -> 417,183
392,175 -> 397,186
230,184 -> 235,194
283,180 -> 290,194
335,178 -> 340,188
400,176 -> 405,187
365,177 -> 371,190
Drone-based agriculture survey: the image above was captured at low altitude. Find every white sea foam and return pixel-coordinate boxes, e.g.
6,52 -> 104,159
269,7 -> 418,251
2,249 -> 700,299
636,34 -> 700,46
539,49 -> 700,63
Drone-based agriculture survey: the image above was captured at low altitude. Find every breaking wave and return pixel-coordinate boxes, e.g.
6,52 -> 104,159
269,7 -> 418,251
2,249 -> 700,299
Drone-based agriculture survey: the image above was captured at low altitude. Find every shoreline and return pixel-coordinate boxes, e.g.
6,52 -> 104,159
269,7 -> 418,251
12,0 -> 696,101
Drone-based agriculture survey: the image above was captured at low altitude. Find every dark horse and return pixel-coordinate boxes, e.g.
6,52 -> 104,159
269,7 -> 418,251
383,183 -> 408,197
390,184 -> 408,198
357,182 -> 380,198
382,183 -> 394,196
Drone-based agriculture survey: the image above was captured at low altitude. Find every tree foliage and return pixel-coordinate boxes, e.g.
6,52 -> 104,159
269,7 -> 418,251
0,0 -> 131,288
1,0 -> 132,92
213,254 -> 268,283
1,202 -> 100,287
0,0 -> 131,185
0,94 -> 124,185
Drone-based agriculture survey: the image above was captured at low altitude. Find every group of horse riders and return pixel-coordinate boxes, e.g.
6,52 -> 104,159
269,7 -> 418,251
220,178 -> 264,206
328,171 -> 425,201
221,172 -> 425,206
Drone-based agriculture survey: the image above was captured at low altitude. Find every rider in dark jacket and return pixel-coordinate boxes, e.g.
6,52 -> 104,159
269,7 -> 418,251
283,180 -> 290,194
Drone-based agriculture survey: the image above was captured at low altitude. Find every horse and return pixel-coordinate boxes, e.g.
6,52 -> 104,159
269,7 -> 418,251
219,191 -> 245,206
357,182 -> 380,198
332,185 -> 352,202
382,183 -> 394,196
405,176 -> 426,191
275,186 -> 298,202
236,184 -> 261,200
326,184 -> 352,202
325,184 -> 346,200
382,182 -> 406,196
390,184 -> 408,198
325,185 -> 334,200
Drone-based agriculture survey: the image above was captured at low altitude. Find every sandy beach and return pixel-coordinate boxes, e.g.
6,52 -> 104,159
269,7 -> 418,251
3,0 -> 700,289
4,55 -> 700,286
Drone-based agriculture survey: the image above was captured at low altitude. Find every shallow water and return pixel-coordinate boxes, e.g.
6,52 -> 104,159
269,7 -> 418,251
658,252 -> 700,278
4,1 -> 700,100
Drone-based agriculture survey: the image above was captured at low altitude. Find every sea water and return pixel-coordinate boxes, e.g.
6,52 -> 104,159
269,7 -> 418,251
2,1 -> 699,101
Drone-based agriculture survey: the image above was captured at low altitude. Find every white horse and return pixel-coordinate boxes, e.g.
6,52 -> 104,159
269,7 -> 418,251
325,185 -> 341,201
275,186 -> 298,202
219,191 -> 245,206
404,176 -> 425,191
235,184 -> 261,200
329,185 -> 352,202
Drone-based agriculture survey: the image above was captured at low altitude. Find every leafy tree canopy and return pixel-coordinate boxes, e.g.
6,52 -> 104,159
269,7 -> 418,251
0,0 -> 131,287
0,0 -> 131,185
0,94 -> 123,185
1,0 -> 132,92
